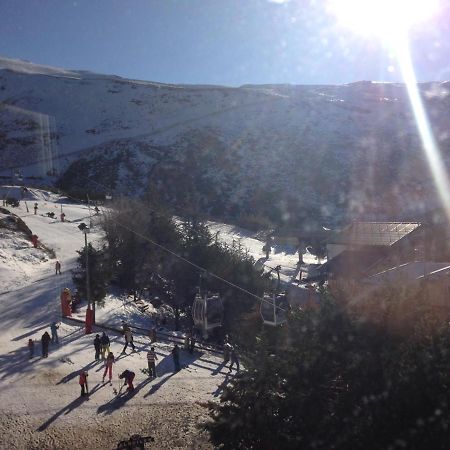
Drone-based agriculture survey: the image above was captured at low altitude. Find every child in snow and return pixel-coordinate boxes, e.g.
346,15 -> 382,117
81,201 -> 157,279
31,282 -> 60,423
102,352 -> 115,382
122,328 -> 136,353
28,339 -> 34,359
79,371 -> 89,397
100,331 -> 110,359
146,347 -> 158,378
118,369 -> 135,392
50,322 -> 59,344
94,334 -> 101,361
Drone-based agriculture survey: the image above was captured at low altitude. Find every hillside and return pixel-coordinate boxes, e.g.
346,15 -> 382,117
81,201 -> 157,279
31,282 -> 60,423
1,57 -> 450,225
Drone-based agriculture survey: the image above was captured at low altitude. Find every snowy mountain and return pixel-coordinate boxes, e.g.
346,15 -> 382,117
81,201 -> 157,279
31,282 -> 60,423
1,56 -> 450,224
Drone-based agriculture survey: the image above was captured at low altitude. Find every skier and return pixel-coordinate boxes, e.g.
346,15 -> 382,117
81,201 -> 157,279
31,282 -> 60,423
122,327 -> 136,354
41,331 -> 51,358
93,334 -> 101,361
50,322 -> 59,344
102,351 -> 115,383
100,331 -> 110,360
118,369 -> 135,392
94,206 -> 100,214
55,260 -> 61,275
33,202 -> 38,215
146,347 -> 158,378
28,338 -> 34,359
60,212 -> 65,222
172,344 -> 181,372
229,346 -> 240,372
79,371 -> 89,397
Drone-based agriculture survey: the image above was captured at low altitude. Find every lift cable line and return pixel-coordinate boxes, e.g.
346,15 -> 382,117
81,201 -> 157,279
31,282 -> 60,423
49,180 -> 288,312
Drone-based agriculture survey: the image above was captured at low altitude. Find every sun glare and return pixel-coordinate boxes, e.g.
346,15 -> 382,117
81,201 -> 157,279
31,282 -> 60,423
328,0 -> 440,40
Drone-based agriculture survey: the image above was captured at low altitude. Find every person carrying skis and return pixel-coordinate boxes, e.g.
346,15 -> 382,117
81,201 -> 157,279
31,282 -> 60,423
118,369 -> 135,392
229,346 -> 240,372
146,347 -> 158,378
79,371 -> 89,397
122,327 -> 136,354
55,260 -> 61,275
28,338 -> 34,359
94,334 -> 101,361
50,322 -> 59,344
100,331 -> 110,360
41,331 -> 51,357
172,344 -> 181,372
102,352 -> 115,383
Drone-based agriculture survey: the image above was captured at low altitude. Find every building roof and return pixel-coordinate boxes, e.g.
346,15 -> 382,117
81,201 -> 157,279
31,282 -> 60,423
331,222 -> 421,247
366,261 -> 450,285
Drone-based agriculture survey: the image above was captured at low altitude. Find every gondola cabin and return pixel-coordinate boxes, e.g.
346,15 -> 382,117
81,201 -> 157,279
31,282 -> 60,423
260,292 -> 289,326
192,293 -> 223,338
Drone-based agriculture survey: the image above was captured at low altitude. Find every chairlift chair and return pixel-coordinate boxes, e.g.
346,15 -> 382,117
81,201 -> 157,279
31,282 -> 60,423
192,292 -> 223,338
260,292 -> 289,326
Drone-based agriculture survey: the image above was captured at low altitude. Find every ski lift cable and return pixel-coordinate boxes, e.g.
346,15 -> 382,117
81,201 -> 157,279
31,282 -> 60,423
50,180 -> 288,311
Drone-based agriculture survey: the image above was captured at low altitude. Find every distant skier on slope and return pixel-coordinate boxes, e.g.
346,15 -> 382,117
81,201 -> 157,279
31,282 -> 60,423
33,203 -> 38,215
118,369 -> 135,392
55,260 -> 61,275
102,351 -> 115,383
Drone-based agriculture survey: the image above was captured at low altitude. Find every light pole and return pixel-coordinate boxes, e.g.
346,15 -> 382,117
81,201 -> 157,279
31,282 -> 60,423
78,222 -> 94,322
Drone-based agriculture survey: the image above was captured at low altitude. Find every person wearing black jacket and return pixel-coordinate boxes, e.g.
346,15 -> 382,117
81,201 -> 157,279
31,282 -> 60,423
100,332 -> 110,360
41,331 -> 51,358
94,334 -> 101,361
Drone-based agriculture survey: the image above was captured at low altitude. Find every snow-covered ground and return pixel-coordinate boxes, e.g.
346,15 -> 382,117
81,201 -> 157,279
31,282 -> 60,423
0,186 -> 324,448
0,188 -> 229,449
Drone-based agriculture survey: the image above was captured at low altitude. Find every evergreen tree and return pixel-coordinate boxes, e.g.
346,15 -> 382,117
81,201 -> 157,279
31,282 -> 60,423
73,243 -> 110,304
206,296 -> 450,449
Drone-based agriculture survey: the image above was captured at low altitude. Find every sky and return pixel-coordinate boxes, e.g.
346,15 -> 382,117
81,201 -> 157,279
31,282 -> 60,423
1,0 -> 450,86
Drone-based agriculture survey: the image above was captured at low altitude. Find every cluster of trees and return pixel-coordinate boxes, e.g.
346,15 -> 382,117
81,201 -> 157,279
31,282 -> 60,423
73,198 -> 270,335
206,295 -> 450,449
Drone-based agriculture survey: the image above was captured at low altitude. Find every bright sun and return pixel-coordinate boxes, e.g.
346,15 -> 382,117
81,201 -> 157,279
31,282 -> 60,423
328,0 -> 440,41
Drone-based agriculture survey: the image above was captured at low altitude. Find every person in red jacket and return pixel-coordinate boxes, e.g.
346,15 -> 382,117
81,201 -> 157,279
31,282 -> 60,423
119,369 -> 135,392
79,371 -> 89,397
102,352 -> 115,383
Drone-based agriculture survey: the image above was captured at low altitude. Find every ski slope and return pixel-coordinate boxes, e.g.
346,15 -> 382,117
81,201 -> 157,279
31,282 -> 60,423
0,187 -> 320,448
0,190 -> 228,449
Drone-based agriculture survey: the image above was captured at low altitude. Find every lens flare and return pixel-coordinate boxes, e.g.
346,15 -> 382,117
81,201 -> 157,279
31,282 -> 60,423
328,0 -> 440,40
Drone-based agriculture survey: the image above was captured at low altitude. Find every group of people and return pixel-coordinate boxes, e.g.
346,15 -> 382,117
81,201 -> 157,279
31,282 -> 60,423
28,322 -> 60,359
